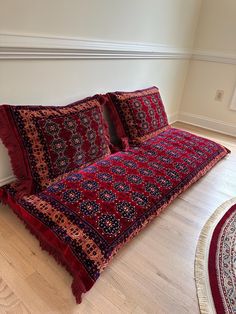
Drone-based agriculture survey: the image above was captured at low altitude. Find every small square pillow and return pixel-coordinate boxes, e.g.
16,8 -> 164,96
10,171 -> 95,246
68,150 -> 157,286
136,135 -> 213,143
105,86 -> 169,149
0,96 -> 111,195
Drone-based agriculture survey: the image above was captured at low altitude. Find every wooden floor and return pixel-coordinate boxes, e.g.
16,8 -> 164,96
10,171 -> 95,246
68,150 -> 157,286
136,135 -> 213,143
0,122 -> 235,314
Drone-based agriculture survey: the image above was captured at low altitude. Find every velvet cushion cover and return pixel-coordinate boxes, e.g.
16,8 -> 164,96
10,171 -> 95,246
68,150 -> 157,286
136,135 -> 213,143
105,86 -> 169,149
0,97 -> 111,195
0,128 -> 229,303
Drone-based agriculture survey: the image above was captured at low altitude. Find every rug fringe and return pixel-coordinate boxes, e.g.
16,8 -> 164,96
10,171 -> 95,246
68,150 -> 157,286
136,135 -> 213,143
195,197 -> 236,314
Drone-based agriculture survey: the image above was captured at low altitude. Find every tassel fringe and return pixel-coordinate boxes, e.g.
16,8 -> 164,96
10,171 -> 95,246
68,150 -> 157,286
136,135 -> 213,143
195,197 -> 236,314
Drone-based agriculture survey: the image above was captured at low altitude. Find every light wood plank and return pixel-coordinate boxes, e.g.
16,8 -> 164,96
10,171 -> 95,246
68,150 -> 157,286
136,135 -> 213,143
0,277 -> 30,314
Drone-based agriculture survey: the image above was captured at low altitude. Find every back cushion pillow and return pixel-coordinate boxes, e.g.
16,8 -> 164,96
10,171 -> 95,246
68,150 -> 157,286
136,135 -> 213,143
0,96 -> 111,195
106,86 -> 169,149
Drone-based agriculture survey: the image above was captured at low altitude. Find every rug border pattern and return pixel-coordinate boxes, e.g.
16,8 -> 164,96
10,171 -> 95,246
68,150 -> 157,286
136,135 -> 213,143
195,197 -> 236,314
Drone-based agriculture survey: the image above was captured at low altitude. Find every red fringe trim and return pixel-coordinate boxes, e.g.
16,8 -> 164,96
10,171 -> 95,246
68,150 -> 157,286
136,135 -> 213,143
0,105 -> 34,195
0,191 -> 94,303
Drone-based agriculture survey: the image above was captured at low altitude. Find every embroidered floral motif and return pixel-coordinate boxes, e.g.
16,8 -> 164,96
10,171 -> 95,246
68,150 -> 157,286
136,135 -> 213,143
71,134 -> 83,147
83,166 -> 97,173
149,162 -> 164,171
156,176 -> 172,188
139,168 -> 153,177
127,174 -> 142,185
166,150 -> 180,158
48,182 -> 65,193
44,120 -> 59,135
145,183 -> 160,197
74,152 -> 84,166
97,173 -> 113,182
113,182 -> 130,192
86,130 -> 96,142
63,189 -> 81,203
82,180 -> 99,191
64,117 -> 77,130
135,155 -> 147,163
98,160 -> 111,167
146,150 -> 157,157
158,156 -> 172,164
89,146 -> 98,156
67,173 -> 83,182
174,163 -> 189,173
109,155 -> 122,161
123,160 -> 137,168
52,139 -> 66,153
80,200 -> 100,216
99,190 -> 116,202
116,201 -> 136,220
98,214 -> 120,236
107,87 -> 169,146
0,98 -> 111,192
56,156 -> 69,170
111,166 -> 126,175
165,169 -> 179,180
153,144 -> 164,151
132,192 -> 148,207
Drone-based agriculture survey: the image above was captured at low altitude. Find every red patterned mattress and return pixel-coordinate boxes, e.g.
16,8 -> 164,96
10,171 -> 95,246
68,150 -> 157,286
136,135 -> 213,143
0,127 -> 229,302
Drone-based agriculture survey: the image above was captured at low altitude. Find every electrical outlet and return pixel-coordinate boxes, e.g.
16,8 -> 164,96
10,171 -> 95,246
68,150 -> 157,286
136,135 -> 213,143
215,90 -> 224,102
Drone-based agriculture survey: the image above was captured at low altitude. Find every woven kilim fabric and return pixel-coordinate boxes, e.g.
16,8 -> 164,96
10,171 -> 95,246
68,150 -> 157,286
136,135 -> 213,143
0,97 -> 110,195
0,128 -> 229,303
106,86 -> 169,149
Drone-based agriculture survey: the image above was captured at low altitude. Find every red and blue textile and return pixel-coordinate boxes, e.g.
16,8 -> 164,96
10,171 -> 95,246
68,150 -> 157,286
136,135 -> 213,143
106,86 -> 169,149
0,97 -> 111,195
0,127 -> 229,303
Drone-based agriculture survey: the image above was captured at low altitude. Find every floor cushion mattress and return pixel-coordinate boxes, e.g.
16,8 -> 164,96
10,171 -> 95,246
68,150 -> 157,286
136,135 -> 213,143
0,127 -> 229,303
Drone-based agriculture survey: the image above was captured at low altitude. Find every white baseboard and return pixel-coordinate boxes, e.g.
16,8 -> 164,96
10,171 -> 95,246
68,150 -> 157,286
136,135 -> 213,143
0,175 -> 15,187
230,87 -> 236,111
178,112 -> 236,137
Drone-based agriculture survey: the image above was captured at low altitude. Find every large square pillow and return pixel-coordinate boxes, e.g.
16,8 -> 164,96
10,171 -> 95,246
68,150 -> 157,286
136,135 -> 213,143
0,96 -> 111,195
105,86 -> 169,149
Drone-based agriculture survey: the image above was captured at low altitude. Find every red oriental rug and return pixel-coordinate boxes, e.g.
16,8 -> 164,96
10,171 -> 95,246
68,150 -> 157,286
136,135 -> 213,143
195,198 -> 236,314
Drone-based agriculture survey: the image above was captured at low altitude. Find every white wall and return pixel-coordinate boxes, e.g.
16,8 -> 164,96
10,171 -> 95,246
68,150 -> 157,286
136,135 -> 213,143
0,0 -> 202,185
180,0 -> 236,133
0,0 -> 200,48
194,0 -> 236,54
